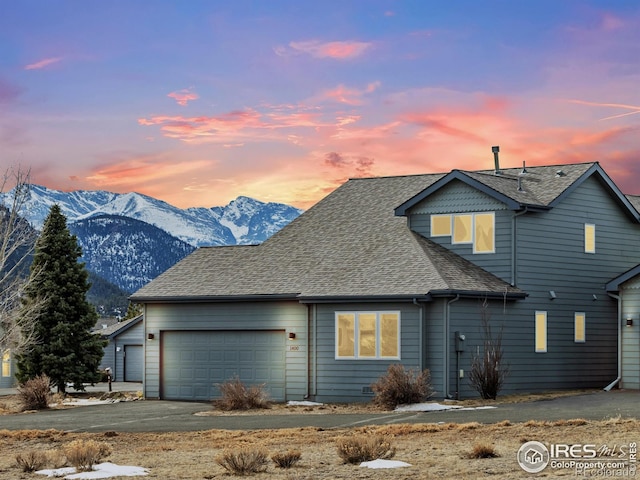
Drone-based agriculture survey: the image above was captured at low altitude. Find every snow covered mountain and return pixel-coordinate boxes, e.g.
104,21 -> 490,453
0,185 -> 302,296
1,185 -> 303,247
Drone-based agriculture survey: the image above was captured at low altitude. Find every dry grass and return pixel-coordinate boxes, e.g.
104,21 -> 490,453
216,446 -> 269,475
271,449 -> 302,468
63,439 -> 112,472
1,417 -> 638,479
336,434 -> 395,464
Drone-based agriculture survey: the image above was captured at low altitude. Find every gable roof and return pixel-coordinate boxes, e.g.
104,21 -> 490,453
132,172 -> 524,302
395,162 -> 640,222
606,264 -> 640,292
95,315 -> 143,338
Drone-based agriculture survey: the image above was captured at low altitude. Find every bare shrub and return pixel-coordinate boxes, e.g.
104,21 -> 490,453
468,443 -> 499,458
468,299 -> 509,399
46,448 -> 68,469
63,439 -> 111,472
213,376 -> 270,411
271,449 -> 301,468
216,446 -> 269,475
336,435 -> 396,464
17,374 -> 51,410
15,450 -> 47,472
371,364 -> 433,409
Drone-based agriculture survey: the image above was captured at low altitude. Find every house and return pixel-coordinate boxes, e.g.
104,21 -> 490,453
95,315 -> 144,382
131,156 -> 640,402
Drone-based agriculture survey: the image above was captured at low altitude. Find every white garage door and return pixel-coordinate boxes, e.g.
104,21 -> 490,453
161,330 -> 286,401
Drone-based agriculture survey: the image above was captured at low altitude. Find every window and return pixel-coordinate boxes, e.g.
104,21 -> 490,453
2,350 -> 10,377
535,311 -> 547,353
431,214 -> 452,236
336,312 -> 400,359
431,212 -> 495,254
585,224 -> 595,253
453,214 -> 473,244
575,312 -> 586,343
474,212 -> 495,253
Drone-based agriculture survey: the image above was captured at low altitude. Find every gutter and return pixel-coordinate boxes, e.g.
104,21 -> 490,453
413,298 -> 424,371
604,293 -> 622,391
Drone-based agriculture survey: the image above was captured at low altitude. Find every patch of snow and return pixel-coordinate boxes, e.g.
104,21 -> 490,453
360,459 -> 412,469
287,400 -> 324,407
394,402 -> 497,412
36,462 -> 148,478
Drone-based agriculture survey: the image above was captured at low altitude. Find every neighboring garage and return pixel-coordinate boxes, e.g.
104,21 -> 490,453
161,330 -> 286,401
97,315 -> 144,383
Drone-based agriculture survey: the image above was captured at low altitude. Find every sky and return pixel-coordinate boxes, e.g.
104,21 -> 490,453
2,1 -> 640,210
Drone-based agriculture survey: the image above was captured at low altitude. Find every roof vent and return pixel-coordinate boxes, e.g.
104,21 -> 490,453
520,161 -> 528,175
517,177 -> 524,192
556,169 -> 566,177
492,146 -> 501,175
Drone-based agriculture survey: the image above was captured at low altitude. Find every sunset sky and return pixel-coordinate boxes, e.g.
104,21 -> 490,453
2,1 -> 639,209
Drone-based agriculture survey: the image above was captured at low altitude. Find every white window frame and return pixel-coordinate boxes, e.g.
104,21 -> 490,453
473,212 -> 495,254
452,214 -> 473,245
430,214 -> 452,237
585,223 -> 596,254
335,311 -> 401,360
535,311 -> 547,353
1,349 -> 10,377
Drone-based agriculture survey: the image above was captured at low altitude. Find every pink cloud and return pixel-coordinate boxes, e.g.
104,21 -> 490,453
568,99 -> 640,121
321,81 -> 380,105
288,40 -> 371,59
167,88 -> 199,106
24,57 -> 63,70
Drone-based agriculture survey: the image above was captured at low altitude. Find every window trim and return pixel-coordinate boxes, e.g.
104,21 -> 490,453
430,214 -> 452,237
452,214 -> 473,244
574,312 -> 586,343
473,212 -> 496,254
335,311 -> 401,360
535,311 -> 547,353
585,223 -> 596,254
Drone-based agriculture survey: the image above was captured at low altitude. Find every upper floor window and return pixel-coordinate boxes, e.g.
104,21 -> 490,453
336,312 -> 400,360
584,224 -> 595,253
431,212 -> 495,254
431,214 -> 452,237
574,312 -> 586,343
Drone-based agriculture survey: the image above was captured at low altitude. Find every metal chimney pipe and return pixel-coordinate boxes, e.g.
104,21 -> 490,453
492,146 -> 500,175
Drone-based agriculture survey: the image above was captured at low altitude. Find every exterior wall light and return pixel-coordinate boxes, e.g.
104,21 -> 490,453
549,290 -> 557,300
288,332 -> 296,339
147,333 -> 155,340
626,316 -> 633,327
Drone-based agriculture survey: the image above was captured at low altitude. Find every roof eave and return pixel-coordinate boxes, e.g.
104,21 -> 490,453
429,289 -> 528,300
130,293 -> 301,304
297,294 -> 433,304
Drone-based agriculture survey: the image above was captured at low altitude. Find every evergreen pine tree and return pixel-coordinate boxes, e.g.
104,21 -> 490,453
16,205 -> 106,392
124,301 -> 143,320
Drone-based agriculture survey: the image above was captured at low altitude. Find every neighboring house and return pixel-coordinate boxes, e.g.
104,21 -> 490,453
96,315 -> 144,382
131,159 -> 640,402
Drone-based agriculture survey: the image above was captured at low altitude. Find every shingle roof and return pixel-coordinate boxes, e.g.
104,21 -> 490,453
134,168 -> 522,301
94,315 -> 142,338
133,162 -> 624,302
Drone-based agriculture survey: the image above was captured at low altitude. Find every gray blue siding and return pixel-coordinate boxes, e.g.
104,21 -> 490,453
621,278 -> 640,389
144,301 -> 307,400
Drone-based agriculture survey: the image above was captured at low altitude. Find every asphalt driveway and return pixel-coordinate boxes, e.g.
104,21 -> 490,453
1,389 -> 638,433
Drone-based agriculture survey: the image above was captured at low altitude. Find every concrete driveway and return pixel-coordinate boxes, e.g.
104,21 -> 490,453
1,389 -> 638,433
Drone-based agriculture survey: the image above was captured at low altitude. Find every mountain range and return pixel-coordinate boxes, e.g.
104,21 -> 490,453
0,185 -> 302,312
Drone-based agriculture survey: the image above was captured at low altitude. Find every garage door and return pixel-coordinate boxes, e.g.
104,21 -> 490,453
161,330 -> 286,401
124,345 -> 143,382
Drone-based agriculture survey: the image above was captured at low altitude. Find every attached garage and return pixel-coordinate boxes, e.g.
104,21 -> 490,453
161,330 -> 286,401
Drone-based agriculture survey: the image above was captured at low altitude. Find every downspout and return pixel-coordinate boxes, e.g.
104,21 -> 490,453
511,208 -> 529,286
304,304 -> 311,399
445,295 -> 460,398
413,298 -> 424,371
604,293 -> 622,391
